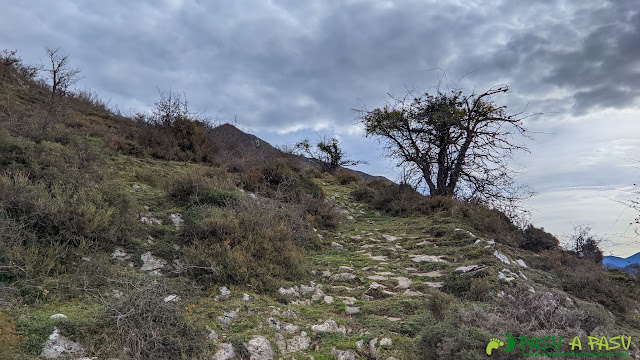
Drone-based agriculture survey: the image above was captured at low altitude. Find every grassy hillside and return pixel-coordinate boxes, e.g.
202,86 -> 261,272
1,52 -> 639,359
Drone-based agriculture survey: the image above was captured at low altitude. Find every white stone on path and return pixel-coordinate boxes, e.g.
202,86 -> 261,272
516,259 -> 528,268
382,234 -> 401,241
493,250 -> 511,265
368,275 -> 388,281
140,252 -> 167,271
246,336 -> 273,360
395,276 -> 412,289
163,294 -> 180,302
408,254 -> 447,263
213,343 -> 235,360
311,320 -> 347,335
41,327 -> 83,359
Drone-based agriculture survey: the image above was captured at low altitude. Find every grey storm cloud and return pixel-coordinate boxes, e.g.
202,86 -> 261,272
3,0 -> 638,128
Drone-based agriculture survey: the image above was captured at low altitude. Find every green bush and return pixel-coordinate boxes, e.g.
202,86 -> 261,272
0,171 -> 135,248
167,167 -> 235,205
441,271 -> 495,302
180,198 -> 312,292
414,311 -> 489,360
541,250 -> 633,314
336,170 -> 360,185
301,194 -> 340,229
98,277 -> 211,359
521,225 -> 559,252
453,203 -> 523,247
241,158 -> 324,202
351,181 -> 458,217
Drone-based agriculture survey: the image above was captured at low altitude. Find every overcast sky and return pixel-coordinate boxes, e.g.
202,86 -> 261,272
2,0 -> 639,256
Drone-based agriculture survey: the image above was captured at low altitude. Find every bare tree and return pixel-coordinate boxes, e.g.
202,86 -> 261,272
358,85 -> 534,204
295,136 -> 367,173
0,49 -> 20,79
43,46 -> 83,103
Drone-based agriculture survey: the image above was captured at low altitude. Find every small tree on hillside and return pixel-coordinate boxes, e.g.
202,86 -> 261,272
295,136 -> 366,173
568,226 -> 604,264
0,49 -> 20,79
43,46 -> 83,103
358,85 -> 534,204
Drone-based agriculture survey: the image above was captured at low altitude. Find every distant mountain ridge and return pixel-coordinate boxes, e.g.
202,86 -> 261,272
603,252 -> 640,274
210,123 -> 393,183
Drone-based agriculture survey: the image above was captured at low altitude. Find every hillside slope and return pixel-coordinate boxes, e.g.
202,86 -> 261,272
1,53 -> 639,360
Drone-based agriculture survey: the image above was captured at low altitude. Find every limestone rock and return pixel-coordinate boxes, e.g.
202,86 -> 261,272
311,287 -> 325,302
311,319 -> 347,335
213,343 -> 236,360
367,275 -> 388,281
220,286 -> 232,298
330,273 -> 356,281
394,276 -> 412,289
140,252 -> 167,272
247,336 -> 273,360
218,308 -> 239,328
170,213 -> 184,228
300,284 -> 315,295
402,289 -> 424,296
380,338 -> 392,346
267,318 -> 299,334
516,259 -> 528,268
49,313 -> 67,319
408,254 -> 447,263
345,306 -> 360,315
332,348 -> 359,360
163,294 -> 180,302
498,271 -> 515,283
41,327 -> 83,359
455,265 -> 487,274
331,242 -> 344,249
493,250 -> 511,265
278,285 -> 300,297
280,332 -> 311,354
111,248 -> 131,261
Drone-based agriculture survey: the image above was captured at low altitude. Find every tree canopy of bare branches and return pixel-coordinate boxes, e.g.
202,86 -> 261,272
295,136 -> 366,173
359,85 -> 532,204
44,46 -> 83,102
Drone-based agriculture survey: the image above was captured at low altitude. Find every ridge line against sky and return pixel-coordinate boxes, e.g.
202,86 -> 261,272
1,0 -> 639,255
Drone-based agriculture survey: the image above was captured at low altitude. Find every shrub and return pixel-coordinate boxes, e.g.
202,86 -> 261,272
98,277 -> 211,359
0,171 -> 135,248
241,158 -> 324,202
166,167 -> 235,205
541,249 -> 632,314
454,203 -> 524,247
301,194 -> 340,229
414,311 -> 489,360
521,225 -> 559,252
180,198 -> 312,292
336,170 -> 360,185
0,310 -> 21,359
441,271 -> 495,302
351,180 -> 458,217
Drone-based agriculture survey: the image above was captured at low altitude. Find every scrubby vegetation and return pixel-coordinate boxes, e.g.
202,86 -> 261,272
1,50 -> 639,359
